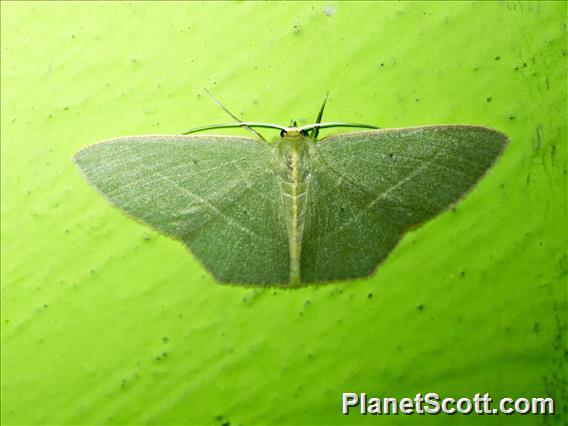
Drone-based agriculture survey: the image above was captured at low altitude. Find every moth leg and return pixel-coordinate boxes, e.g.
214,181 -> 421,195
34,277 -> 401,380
203,89 -> 267,142
312,91 -> 329,139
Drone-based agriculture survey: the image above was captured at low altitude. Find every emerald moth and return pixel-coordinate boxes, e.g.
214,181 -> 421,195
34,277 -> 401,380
74,93 -> 507,287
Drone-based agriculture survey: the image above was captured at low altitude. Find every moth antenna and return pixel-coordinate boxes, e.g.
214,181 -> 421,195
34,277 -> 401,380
299,122 -> 379,133
203,89 -> 267,142
182,122 -> 288,135
312,91 -> 329,139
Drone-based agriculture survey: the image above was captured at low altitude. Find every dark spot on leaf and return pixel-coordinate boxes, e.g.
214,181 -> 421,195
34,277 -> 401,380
533,125 -> 542,151
533,322 -> 540,333
494,56 -> 501,61
417,304 -> 424,311
368,293 -> 373,299
162,336 -> 169,343
486,96 -> 492,102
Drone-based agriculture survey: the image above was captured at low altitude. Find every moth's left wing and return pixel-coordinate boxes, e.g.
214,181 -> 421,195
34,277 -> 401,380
301,126 -> 508,283
74,135 -> 290,284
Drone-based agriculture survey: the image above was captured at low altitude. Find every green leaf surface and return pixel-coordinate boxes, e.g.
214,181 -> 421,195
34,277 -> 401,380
1,1 -> 566,425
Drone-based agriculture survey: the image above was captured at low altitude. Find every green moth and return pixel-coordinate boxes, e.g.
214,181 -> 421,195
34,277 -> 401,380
74,94 -> 507,287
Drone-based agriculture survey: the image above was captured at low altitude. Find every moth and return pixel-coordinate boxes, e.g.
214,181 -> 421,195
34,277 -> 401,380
74,93 -> 507,287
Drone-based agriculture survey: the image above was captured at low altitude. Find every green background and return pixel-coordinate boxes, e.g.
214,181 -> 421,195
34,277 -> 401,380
1,1 -> 566,425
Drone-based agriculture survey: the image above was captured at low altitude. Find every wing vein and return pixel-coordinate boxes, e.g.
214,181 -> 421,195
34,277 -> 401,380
105,158 -> 249,197
153,171 -> 269,240
320,151 -> 445,240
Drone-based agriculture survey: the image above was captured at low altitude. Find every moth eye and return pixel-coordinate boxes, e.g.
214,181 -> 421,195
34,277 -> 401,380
300,129 -> 308,136
280,129 -> 287,137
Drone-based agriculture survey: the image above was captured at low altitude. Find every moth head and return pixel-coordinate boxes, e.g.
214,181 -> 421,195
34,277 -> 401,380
280,127 -> 309,138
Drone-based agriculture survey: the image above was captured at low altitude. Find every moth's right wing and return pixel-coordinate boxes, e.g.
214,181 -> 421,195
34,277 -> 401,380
74,135 -> 289,285
302,126 -> 507,283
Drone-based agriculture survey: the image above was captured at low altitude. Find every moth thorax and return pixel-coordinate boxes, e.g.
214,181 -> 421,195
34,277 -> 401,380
277,135 -> 311,186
